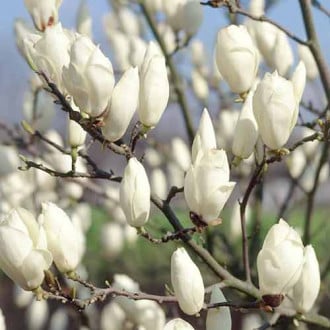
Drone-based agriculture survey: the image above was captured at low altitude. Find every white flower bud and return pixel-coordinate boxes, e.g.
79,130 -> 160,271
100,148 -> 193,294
100,302 -> 126,330
134,300 -> 165,330
180,0 -> 203,37
163,0 -> 187,32
257,219 -> 304,302
215,25 -> 259,94
232,86 -> 259,159
101,222 -> 124,259
249,0 -> 265,15
206,286 -> 231,330
171,248 -> 204,315
164,318 -> 195,330
117,8 -> 140,36
76,0 -> 92,38
292,245 -> 320,313
138,42 -> 169,127
68,118 -> 86,147
291,61 -> 306,104
24,0 -> 62,31
171,137 -> 191,172
191,108 -> 217,163
129,36 -> 148,67
272,31 -> 294,76
26,299 -> 48,330
184,149 -> 235,224
0,146 -> 20,176
298,45 -> 318,80
253,71 -> 297,149
191,69 -> 209,102
39,202 -> 83,273
120,158 -> 150,227
0,208 -> 52,290
150,168 -> 167,199
63,35 -> 115,117
24,23 -> 72,91
102,67 -> 139,142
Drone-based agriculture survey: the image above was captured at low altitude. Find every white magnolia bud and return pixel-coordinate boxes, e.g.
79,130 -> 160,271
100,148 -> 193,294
76,0 -> 92,38
249,0 -> 265,15
63,35 -> 115,117
171,137 -> 191,172
49,308 -> 69,330
102,67 -> 139,142
298,45 -> 318,80
272,31 -> 294,76
26,299 -> 48,330
286,148 -> 306,179
24,0 -> 62,31
68,118 -> 86,147
180,0 -> 203,37
134,300 -> 165,330
257,219 -> 304,303
215,25 -> 259,94
150,168 -> 167,199
156,23 -> 176,55
0,208 -> 52,290
39,202 -> 83,273
117,8 -> 140,36
206,286 -> 231,330
144,0 -> 163,13
291,61 -> 306,104
184,149 -> 235,224
191,69 -> 209,102
138,42 -> 169,127
0,146 -> 20,176
253,71 -> 297,149
100,302 -> 126,330
171,248 -> 204,315
24,23 -> 72,91
101,222 -> 124,259
292,245 -> 320,313
120,158 -> 150,227
163,0 -> 187,32
129,37 -> 148,67
232,86 -> 259,159
164,318 -> 195,330
191,108 -> 217,162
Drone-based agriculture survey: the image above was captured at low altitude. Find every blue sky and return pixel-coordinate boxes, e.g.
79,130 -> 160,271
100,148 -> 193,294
1,0 -> 329,123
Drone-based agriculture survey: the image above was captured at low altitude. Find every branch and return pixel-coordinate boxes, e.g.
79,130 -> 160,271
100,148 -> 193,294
312,0 -> 330,18
200,0 -> 310,45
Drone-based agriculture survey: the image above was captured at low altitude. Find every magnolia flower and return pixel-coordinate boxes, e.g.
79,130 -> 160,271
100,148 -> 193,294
0,208 -> 52,290
292,245 -> 320,313
100,222 -> 124,259
291,61 -> 306,103
24,23 -> 72,91
24,0 -> 62,31
102,67 -> 139,142
63,35 -> 115,117
191,108 -> 217,162
150,168 -> 167,200
171,137 -> 191,172
192,69 -> 209,102
206,286 -> 231,330
253,71 -> 298,149
100,302 -> 126,330
133,300 -> 165,330
39,202 -> 83,273
138,42 -> 169,128
298,45 -> 319,80
232,84 -> 259,159
171,248 -> 204,315
162,0 -> 187,32
120,158 -> 150,227
180,0 -> 204,37
184,149 -> 236,225
117,7 -> 140,36
26,299 -> 49,330
257,219 -> 304,306
215,25 -> 259,94
164,318 -> 195,330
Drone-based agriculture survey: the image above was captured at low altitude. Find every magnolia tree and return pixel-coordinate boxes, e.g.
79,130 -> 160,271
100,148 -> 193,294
0,0 -> 329,329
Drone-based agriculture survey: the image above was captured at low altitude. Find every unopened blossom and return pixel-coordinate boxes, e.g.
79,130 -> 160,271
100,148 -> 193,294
298,44 -> 319,80
180,0 -> 203,37
100,222 -> 124,260
76,0 -> 92,38
24,23 -> 72,91
192,69 -> 209,102
24,0 -> 62,31
184,149 -> 235,225
39,202 -> 83,273
102,67 -> 139,142
171,248 -> 204,315
100,302 -> 126,330
232,83 -> 259,159
253,71 -> 297,149
215,25 -> 259,94
26,299 -> 49,330
206,286 -> 231,330
120,158 -> 150,227
138,42 -> 169,128
63,35 -> 115,117
257,219 -> 304,306
171,137 -> 191,172
150,168 -> 167,200
68,117 -> 86,148
292,245 -> 320,313
0,208 -> 52,290
191,108 -> 217,162
164,318 -> 195,330
291,61 -> 306,104
0,146 -> 20,176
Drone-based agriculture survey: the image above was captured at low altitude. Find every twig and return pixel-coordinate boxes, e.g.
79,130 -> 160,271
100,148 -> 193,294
312,0 -> 330,18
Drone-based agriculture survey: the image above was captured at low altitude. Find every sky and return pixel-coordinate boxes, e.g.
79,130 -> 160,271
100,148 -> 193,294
0,0 -> 329,124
